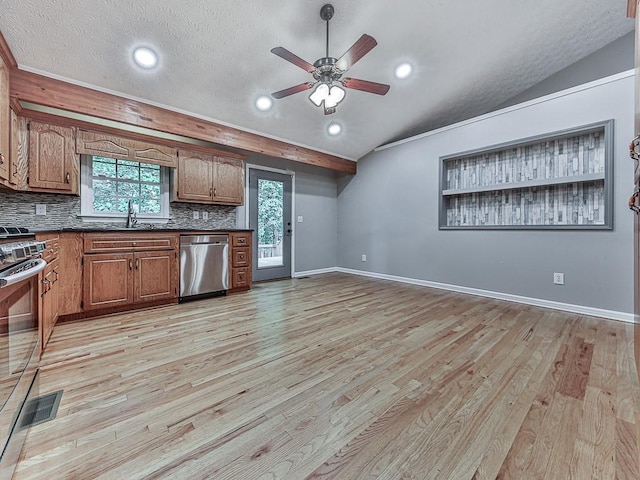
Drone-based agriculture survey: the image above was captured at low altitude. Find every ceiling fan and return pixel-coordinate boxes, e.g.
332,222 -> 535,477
270,3 -> 390,115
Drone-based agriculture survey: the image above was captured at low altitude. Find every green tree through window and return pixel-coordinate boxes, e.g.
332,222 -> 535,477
258,179 -> 284,247
91,157 -> 163,214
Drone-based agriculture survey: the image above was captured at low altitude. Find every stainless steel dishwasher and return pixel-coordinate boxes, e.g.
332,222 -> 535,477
179,234 -> 229,301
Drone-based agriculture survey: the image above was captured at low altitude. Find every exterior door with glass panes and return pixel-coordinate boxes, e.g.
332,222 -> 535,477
248,168 -> 292,282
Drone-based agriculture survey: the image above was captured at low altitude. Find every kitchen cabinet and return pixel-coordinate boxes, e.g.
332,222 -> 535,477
229,232 -> 252,293
0,53 -> 9,183
57,233 -> 84,316
174,149 -> 245,205
83,233 -> 178,310
36,233 -> 60,353
28,120 -> 78,193
76,129 -> 178,168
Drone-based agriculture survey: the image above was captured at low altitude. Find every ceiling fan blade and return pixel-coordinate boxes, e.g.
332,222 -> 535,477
271,82 -> 316,99
335,34 -> 378,72
341,78 -> 390,95
270,47 -> 316,73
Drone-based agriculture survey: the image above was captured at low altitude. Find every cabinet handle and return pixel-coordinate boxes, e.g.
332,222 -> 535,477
65,172 -> 70,183
629,187 -> 640,214
12,164 -> 17,177
52,269 -> 59,283
209,187 -> 213,197
129,259 -> 133,270
0,153 -> 4,165
135,258 -> 139,270
213,187 -> 217,196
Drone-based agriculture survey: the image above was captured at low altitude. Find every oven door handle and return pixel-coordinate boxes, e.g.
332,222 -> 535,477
0,258 -> 48,288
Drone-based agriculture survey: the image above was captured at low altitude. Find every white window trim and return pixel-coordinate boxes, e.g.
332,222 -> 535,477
79,155 -> 170,224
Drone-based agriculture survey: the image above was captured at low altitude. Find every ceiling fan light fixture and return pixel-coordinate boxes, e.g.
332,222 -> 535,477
309,83 -> 346,109
255,95 -> 273,111
395,62 -> 412,79
132,46 -> 158,69
309,83 -> 329,107
327,122 -> 342,136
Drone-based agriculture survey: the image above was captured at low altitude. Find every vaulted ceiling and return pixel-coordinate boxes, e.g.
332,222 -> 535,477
0,0 -> 634,161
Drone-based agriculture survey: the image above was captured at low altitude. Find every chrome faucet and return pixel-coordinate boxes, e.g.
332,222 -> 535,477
126,199 -> 138,228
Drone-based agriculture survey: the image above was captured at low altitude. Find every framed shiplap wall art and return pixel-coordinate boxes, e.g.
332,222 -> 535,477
439,120 -> 614,230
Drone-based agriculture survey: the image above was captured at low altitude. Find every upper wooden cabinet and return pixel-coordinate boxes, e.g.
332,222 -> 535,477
176,150 -> 215,203
213,157 -> 244,205
0,54 -> 9,182
28,120 -> 77,193
174,148 -> 244,205
76,129 -> 178,168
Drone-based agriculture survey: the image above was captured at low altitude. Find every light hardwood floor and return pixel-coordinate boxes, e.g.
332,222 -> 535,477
14,273 -> 640,479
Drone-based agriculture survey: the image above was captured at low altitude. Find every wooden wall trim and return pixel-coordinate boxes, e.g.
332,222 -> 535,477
0,31 -> 17,69
10,69 -> 357,174
628,0 -> 637,18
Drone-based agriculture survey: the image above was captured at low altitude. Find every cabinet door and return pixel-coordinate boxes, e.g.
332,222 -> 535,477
39,259 -> 58,352
0,55 -> 9,182
9,113 -> 28,189
75,129 -> 130,159
232,247 -> 250,268
83,253 -> 134,310
231,268 -> 250,290
28,122 -> 76,192
213,157 -> 244,205
133,251 -> 177,303
176,151 -> 214,202
130,139 -> 177,168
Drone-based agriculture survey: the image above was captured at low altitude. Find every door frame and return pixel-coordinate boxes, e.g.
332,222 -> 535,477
242,163 -> 296,277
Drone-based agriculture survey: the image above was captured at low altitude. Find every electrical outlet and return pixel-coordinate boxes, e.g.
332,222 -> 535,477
553,272 -> 564,285
35,204 -> 46,216
193,211 -> 199,220
361,254 -> 367,262
297,215 -> 304,223
202,211 -> 209,220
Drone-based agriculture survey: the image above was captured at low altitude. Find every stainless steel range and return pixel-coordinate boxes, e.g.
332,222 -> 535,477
0,227 -> 47,479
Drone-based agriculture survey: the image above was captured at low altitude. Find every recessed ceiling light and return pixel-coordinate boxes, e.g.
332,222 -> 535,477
395,62 -> 412,79
132,47 -> 158,69
255,96 -> 273,111
327,122 -> 342,136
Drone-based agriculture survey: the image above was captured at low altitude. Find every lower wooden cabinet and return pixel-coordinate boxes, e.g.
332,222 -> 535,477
84,250 -> 177,310
82,233 -> 178,311
36,233 -> 60,353
229,232 -> 252,293
134,250 -> 177,303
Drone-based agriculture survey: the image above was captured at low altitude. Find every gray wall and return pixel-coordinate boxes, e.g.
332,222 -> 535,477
239,153 -> 338,273
499,31 -> 634,109
338,74 -> 634,313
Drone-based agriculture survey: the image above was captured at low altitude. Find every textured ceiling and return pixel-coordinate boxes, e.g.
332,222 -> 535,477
0,0 -> 634,161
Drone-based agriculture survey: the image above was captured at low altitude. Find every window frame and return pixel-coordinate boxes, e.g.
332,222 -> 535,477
79,154 -> 170,223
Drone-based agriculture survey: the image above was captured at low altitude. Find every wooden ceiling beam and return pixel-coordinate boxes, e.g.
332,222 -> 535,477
9,69 -> 356,174
627,0 -> 637,18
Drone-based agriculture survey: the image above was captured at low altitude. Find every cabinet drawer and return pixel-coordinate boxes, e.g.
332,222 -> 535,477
232,233 -> 251,247
84,233 -> 177,253
36,234 -> 60,262
232,267 -> 250,288
232,247 -> 250,267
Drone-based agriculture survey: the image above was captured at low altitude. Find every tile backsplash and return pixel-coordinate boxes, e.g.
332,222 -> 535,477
0,191 -> 236,230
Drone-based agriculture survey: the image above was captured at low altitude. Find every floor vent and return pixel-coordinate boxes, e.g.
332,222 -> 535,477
20,390 -> 63,428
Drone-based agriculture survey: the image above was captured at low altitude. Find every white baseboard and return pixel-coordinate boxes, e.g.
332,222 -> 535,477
293,267 -> 339,277
294,267 -> 634,324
